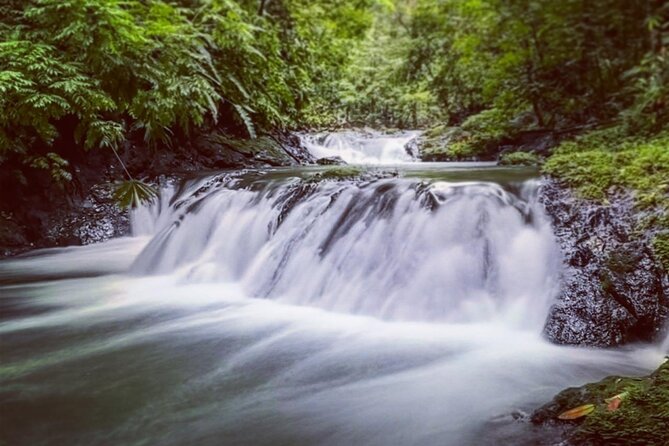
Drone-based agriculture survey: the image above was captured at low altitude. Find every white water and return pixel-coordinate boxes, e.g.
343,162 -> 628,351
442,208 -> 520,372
300,130 -> 419,164
131,176 -> 560,330
1,133 -> 667,445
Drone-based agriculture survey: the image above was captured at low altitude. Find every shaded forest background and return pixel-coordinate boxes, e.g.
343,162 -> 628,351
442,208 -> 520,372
1,0 -> 668,176
0,0 -> 668,254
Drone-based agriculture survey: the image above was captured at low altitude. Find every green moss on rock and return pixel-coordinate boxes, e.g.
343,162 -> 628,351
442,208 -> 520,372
652,233 -> 669,272
206,133 -> 296,166
498,151 -> 542,166
419,126 -> 483,161
307,166 -> 365,182
543,131 -> 669,207
533,358 -> 669,446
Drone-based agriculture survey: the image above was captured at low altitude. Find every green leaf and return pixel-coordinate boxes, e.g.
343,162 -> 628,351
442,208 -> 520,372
113,179 -> 158,209
232,103 -> 256,139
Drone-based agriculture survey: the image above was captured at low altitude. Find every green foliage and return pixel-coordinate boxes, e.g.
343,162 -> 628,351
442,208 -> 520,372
419,126 -> 479,161
652,233 -> 669,272
112,179 -> 158,209
0,0 -> 375,193
498,151 -> 541,167
336,0 -> 668,139
543,131 -> 669,205
334,1 -> 441,128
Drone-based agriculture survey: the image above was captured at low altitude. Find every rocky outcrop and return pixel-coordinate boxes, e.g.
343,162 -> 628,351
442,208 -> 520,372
316,156 -> 347,165
531,358 -> 669,446
0,130 -> 312,257
539,179 -> 669,347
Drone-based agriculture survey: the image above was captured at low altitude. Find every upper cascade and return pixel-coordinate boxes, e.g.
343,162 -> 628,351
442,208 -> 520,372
300,130 -> 420,164
130,173 -> 561,331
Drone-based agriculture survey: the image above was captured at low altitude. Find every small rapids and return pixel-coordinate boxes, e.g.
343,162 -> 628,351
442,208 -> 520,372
300,130 -> 419,164
0,136 -> 666,446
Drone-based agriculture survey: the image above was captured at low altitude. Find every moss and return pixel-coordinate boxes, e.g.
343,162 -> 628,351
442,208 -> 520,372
308,166 -> 364,182
543,150 -> 618,200
544,130 -> 669,275
543,130 -> 669,204
572,359 -> 669,446
207,133 -> 295,165
419,126 -> 487,161
535,359 -> 669,446
498,151 -> 542,166
652,232 -> 669,272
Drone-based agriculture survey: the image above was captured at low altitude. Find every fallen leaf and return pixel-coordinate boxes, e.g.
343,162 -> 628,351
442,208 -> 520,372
604,391 -> 629,411
606,397 -> 622,411
558,404 -> 595,420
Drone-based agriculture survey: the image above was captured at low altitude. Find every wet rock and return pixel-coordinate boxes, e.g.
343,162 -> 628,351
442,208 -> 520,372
0,216 -> 29,257
316,156 -> 347,166
45,184 -> 130,248
540,179 -> 669,347
1,128 -> 313,257
404,137 -> 420,159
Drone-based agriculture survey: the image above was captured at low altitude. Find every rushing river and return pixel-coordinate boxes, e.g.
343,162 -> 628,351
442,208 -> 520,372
0,132 -> 666,446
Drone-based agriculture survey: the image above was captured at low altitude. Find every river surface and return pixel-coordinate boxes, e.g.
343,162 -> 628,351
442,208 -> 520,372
0,132 -> 666,445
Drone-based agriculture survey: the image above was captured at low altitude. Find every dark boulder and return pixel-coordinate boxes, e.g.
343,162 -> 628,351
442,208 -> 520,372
404,137 -> 420,159
540,179 -> 669,347
316,156 -> 347,166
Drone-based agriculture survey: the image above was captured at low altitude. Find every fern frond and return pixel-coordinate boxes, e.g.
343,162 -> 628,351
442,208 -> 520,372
232,103 -> 256,139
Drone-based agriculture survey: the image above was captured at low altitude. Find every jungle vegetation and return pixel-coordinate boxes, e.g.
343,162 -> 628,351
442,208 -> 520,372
0,0 -> 667,210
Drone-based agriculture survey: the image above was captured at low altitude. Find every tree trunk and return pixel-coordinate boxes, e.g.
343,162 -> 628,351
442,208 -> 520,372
258,0 -> 268,16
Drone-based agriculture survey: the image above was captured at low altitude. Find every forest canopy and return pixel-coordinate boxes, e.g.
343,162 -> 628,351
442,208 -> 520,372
0,0 -> 668,190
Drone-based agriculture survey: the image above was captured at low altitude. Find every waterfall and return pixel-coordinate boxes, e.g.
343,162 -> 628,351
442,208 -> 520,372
300,130 -> 420,164
2,133 -> 667,446
131,173 -> 561,330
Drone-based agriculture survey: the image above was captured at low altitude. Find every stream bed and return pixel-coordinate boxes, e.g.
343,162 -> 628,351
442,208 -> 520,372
0,132 -> 666,445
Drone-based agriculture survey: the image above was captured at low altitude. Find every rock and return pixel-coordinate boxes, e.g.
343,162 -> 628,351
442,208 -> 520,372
0,126 -> 315,258
275,131 -> 317,164
531,358 -> 669,446
316,156 -> 347,166
45,184 -> 130,247
540,179 -> 669,347
404,137 -> 420,159
0,216 -> 30,257
416,126 -> 476,161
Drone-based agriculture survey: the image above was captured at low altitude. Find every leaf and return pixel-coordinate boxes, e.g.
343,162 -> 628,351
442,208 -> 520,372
605,391 -> 629,411
113,180 -> 158,209
232,103 -> 256,139
557,404 -> 596,420
606,397 -> 622,411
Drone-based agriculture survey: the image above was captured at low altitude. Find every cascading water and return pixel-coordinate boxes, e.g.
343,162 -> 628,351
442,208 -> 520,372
300,130 -> 419,164
0,133 -> 666,446
131,175 -> 560,330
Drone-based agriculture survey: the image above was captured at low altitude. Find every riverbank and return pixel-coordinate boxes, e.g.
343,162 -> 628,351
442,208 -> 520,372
0,129 -> 312,257
532,357 -> 669,446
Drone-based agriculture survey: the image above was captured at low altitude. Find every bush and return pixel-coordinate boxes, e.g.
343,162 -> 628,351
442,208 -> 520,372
498,151 -> 541,166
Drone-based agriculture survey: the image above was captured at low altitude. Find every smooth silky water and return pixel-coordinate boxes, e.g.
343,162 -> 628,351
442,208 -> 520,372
0,132 -> 666,445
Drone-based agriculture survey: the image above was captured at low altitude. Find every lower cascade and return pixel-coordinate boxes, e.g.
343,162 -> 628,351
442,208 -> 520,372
132,174 -> 561,328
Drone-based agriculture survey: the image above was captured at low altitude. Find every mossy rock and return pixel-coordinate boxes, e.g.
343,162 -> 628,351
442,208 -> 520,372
206,133 -> 296,166
419,126 -> 485,161
652,233 -> 669,272
306,166 -> 365,182
498,151 -> 542,166
533,358 -> 669,446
